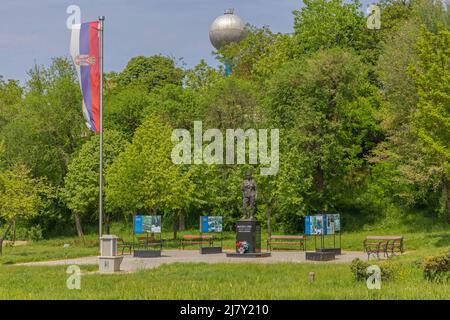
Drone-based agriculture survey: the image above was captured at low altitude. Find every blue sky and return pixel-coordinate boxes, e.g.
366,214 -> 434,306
0,0 -> 375,83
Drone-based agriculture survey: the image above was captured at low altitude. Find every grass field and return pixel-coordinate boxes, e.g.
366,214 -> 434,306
0,224 -> 448,299
0,261 -> 448,299
1,226 -> 449,265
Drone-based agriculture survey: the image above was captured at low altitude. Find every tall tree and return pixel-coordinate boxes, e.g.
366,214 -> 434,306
0,165 -> 51,254
2,58 -> 86,185
117,55 -> 184,93
106,116 -> 193,238
410,29 -> 450,220
61,130 -> 127,236
266,48 -> 382,223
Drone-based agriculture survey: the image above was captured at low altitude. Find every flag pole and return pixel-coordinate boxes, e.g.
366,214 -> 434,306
99,16 -> 105,244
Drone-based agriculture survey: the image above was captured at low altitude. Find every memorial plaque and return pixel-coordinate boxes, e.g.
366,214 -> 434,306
236,220 -> 261,254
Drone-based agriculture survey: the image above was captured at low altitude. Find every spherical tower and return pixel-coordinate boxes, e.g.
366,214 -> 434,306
209,9 -> 246,50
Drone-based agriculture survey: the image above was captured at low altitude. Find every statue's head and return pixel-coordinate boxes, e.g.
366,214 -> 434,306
245,170 -> 252,179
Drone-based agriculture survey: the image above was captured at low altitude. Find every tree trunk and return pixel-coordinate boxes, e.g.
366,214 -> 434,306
178,211 -> 185,231
132,211 -> 136,237
173,212 -> 179,240
266,198 -> 274,240
314,164 -> 324,192
314,164 -> 325,211
12,219 -> 16,244
105,214 -> 110,235
74,212 -> 84,237
0,220 -> 13,255
443,179 -> 450,223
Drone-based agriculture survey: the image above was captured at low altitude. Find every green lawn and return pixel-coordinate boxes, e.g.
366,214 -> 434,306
1,224 -> 448,299
0,261 -> 448,299
1,225 -> 449,265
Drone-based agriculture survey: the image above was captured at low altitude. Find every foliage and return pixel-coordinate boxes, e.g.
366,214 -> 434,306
266,48 -> 382,220
104,87 -> 150,139
117,55 -> 184,92
106,116 -> 193,216
350,258 -> 399,281
26,225 -> 44,242
421,250 -> 450,282
61,130 -> 127,219
1,58 -> 86,186
293,0 -> 366,55
0,164 -> 52,250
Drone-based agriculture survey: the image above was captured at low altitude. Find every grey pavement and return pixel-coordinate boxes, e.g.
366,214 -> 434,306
20,250 -> 367,273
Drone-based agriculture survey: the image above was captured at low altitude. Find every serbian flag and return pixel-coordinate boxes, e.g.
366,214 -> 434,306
70,22 -> 100,133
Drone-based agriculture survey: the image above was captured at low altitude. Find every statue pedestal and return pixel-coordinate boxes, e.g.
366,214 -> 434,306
226,220 -> 270,258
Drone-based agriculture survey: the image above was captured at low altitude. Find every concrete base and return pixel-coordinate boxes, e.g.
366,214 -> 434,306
200,247 -> 222,254
133,250 -> 161,258
316,248 -> 342,255
226,252 -> 271,258
305,251 -> 335,261
98,256 -> 123,273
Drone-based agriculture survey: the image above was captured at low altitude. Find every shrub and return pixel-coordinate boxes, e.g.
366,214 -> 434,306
350,258 -> 370,281
421,250 -> 450,282
26,225 -> 43,242
350,258 -> 400,281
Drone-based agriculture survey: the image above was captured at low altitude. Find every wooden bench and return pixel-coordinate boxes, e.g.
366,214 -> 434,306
267,235 -> 305,251
180,234 -> 213,249
364,236 -> 404,260
135,236 -> 162,249
117,237 -> 133,255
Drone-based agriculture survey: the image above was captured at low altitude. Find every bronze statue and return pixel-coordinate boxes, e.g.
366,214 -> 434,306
241,171 -> 257,220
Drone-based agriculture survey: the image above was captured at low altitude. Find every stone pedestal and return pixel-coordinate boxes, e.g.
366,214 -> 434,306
200,247 -> 222,254
133,250 -> 161,258
99,256 -> 123,273
305,251 -> 335,261
98,235 -> 123,273
316,248 -> 341,255
226,220 -> 271,258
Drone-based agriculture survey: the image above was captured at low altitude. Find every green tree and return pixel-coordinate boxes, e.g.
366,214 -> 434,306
0,77 -> 22,133
2,58 -> 86,186
0,165 -> 50,254
370,0 -> 449,220
266,48 -> 382,226
143,84 -> 202,130
293,0 -> 366,55
61,130 -> 127,236
104,86 -> 150,139
106,116 -> 193,238
117,55 -> 184,92
201,77 -> 260,129
410,29 -> 450,220
184,59 -> 223,91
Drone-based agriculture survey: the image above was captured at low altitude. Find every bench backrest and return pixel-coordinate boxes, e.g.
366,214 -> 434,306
270,235 -> 304,240
365,236 -> 403,241
182,234 -> 213,240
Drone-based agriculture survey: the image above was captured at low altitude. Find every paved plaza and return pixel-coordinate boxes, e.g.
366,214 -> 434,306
21,250 -> 368,273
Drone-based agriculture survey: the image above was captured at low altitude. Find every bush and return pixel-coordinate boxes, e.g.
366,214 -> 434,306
421,250 -> 450,282
350,258 -> 399,281
26,225 -> 44,242
350,258 -> 370,281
